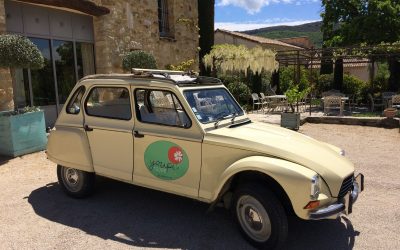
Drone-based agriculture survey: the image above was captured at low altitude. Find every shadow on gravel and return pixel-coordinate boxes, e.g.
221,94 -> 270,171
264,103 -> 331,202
28,177 -> 359,250
0,155 -> 12,166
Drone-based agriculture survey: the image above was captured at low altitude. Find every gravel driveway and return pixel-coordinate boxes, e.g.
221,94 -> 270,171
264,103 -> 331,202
0,124 -> 399,250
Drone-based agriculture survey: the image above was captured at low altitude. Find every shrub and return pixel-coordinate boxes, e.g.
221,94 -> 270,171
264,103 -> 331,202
342,74 -> 368,104
0,34 -> 43,69
372,62 -> 390,93
279,67 -> 294,93
122,50 -> 157,71
226,81 -> 251,105
279,66 -> 311,93
342,74 -> 367,98
317,74 -> 334,94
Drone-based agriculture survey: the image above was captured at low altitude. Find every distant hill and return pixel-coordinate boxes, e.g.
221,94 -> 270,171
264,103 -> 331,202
243,21 -> 323,48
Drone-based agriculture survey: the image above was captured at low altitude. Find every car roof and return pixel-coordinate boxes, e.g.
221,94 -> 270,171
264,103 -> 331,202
79,69 -> 223,87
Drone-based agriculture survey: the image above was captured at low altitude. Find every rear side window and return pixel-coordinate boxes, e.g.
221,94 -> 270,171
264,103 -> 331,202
135,89 -> 191,128
66,86 -> 85,115
85,87 -> 131,120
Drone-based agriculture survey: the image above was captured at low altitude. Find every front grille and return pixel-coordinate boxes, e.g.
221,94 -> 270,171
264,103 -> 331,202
338,175 -> 354,198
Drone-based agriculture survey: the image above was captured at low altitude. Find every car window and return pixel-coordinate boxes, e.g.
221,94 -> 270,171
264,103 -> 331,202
183,88 -> 244,124
66,86 -> 85,115
85,87 -> 131,120
135,89 -> 191,128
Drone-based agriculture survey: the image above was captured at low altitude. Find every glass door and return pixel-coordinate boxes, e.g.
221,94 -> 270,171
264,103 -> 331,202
53,40 -> 76,109
29,38 -> 58,127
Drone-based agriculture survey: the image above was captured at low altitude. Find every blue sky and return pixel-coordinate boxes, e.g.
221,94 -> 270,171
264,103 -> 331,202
215,0 -> 322,31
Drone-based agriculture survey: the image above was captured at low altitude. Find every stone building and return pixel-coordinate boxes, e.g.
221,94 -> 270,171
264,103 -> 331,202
214,29 -> 303,51
0,0 -> 199,125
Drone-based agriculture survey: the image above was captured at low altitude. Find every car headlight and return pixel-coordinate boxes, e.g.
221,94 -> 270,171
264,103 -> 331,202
340,149 -> 345,156
310,175 -> 320,200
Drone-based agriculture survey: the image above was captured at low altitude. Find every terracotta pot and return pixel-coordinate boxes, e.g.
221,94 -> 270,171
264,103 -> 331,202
384,108 -> 397,119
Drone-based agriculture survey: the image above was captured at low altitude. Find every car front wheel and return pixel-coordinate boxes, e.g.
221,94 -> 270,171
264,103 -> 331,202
233,184 -> 288,249
57,165 -> 95,198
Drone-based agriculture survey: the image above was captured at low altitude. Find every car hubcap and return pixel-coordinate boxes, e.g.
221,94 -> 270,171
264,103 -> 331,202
63,167 -> 80,191
236,195 -> 272,242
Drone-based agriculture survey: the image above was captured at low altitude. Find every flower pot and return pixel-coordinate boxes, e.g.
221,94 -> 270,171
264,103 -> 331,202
384,108 -> 397,119
0,111 -> 47,157
281,112 -> 300,131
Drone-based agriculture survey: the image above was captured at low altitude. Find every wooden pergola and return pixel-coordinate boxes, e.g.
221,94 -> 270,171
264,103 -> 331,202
276,45 -> 400,83
275,45 -> 400,114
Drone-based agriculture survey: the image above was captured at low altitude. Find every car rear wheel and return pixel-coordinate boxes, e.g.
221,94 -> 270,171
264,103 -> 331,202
57,165 -> 95,198
233,184 -> 288,249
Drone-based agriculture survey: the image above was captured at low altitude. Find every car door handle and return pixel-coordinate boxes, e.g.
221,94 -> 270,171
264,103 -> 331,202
84,125 -> 93,132
134,131 -> 144,138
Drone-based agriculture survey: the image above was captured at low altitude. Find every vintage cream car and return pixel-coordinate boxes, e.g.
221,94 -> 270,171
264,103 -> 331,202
47,69 -> 364,249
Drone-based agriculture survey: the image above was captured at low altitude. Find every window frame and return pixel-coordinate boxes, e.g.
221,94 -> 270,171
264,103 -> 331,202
66,86 -> 86,115
134,88 -> 192,129
84,86 -> 132,121
158,0 -> 172,38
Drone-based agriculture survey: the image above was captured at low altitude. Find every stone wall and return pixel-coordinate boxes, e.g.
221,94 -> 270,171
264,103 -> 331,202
0,1 -> 14,111
0,68 -> 14,111
0,0 -> 5,34
92,0 -> 199,73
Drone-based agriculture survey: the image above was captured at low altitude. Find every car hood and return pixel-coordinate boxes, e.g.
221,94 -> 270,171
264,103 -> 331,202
204,121 -> 354,196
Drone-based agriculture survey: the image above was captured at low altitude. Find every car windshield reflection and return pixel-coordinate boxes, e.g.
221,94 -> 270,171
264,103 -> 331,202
183,88 -> 244,124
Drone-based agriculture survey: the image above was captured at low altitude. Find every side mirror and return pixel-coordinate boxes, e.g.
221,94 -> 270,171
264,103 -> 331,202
68,104 -> 80,114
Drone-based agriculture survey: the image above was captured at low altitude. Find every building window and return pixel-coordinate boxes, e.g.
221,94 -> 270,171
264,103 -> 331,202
158,0 -> 172,37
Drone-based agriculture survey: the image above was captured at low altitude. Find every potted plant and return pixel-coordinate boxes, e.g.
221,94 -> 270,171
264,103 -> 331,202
281,86 -> 310,130
0,35 -> 46,157
383,108 -> 397,119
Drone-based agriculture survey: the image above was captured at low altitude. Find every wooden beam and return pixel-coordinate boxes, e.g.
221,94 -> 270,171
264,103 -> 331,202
18,0 -> 110,16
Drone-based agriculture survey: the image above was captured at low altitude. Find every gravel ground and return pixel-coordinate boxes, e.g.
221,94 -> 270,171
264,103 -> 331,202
0,124 -> 399,250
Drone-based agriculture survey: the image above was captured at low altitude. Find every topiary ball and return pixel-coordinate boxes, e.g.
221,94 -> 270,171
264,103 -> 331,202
0,34 -> 44,69
122,50 -> 157,71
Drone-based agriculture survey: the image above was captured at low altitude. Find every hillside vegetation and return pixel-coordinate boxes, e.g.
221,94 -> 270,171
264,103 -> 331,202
244,21 -> 323,48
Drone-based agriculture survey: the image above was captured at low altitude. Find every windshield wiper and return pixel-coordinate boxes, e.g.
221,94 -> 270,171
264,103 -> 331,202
231,112 -> 238,124
214,113 -> 235,129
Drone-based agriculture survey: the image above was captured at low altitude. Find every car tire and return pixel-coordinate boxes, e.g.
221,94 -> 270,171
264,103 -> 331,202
57,165 -> 95,198
232,183 -> 288,250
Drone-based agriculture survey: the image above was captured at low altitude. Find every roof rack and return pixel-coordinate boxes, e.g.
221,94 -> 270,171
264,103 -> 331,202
131,68 -> 222,86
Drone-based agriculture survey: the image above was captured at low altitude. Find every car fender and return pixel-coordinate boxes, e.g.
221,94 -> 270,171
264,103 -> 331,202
213,156 -> 320,219
46,126 -> 94,172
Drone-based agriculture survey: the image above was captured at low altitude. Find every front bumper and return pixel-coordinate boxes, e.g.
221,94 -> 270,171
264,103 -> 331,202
309,173 -> 364,220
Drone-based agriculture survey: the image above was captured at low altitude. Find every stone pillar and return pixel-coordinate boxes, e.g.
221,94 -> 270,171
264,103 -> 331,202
0,68 -> 15,111
0,1 -> 14,111
0,0 -> 5,34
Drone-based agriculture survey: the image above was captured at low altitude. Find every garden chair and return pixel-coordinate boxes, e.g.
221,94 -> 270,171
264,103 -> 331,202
368,93 -> 384,112
383,92 -> 397,108
259,93 -> 270,111
251,93 -> 264,113
389,94 -> 400,109
323,96 -> 344,116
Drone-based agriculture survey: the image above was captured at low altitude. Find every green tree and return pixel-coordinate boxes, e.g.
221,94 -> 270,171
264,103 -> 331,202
321,0 -> 400,91
198,0 -> 215,75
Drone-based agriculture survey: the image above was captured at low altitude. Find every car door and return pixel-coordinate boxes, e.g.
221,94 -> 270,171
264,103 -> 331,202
132,88 -> 203,198
84,85 -> 134,181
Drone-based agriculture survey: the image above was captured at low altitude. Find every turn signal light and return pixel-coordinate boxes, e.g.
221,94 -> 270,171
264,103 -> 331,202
304,200 -> 320,210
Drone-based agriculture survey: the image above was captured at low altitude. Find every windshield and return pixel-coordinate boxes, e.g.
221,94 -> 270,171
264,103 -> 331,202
183,88 -> 244,124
